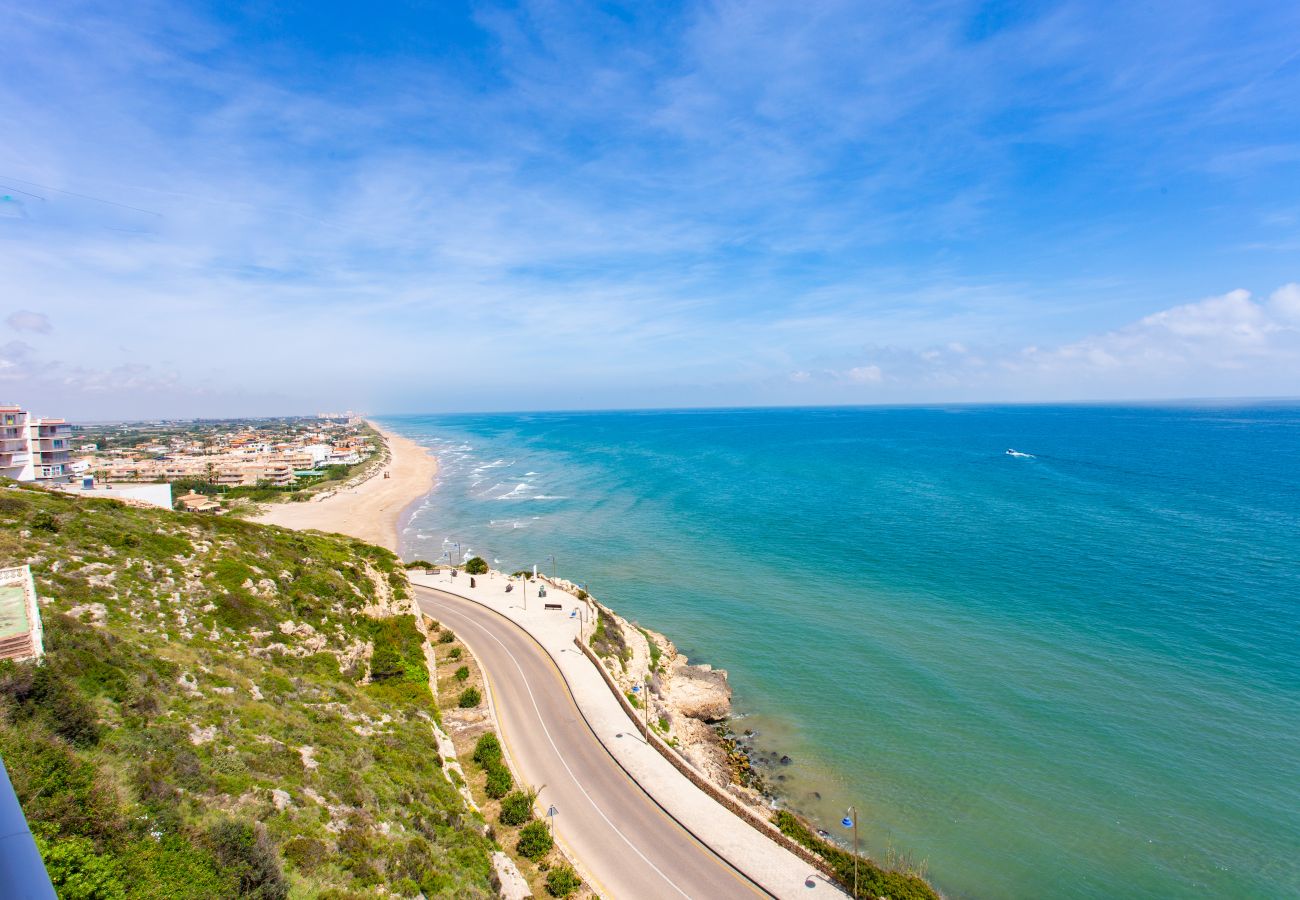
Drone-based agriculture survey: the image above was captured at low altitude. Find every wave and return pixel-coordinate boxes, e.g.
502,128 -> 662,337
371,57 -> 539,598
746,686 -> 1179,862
1005,449 -> 1036,459
496,483 -> 531,500
531,495 -> 567,500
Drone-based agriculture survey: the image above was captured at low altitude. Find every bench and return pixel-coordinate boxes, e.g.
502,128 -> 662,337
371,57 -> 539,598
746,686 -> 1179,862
543,603 -> 563,611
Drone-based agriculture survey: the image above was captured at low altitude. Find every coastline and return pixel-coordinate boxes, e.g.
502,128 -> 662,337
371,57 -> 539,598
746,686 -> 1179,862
252,420 -> 437,553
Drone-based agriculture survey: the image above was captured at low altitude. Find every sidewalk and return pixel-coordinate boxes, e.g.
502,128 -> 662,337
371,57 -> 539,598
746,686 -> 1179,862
410,570 -> 845,900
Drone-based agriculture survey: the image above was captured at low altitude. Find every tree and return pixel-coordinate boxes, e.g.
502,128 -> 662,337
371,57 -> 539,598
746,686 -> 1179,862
546,865 -> 582,898
464,556 -> 489,575
516,820 -> 553,860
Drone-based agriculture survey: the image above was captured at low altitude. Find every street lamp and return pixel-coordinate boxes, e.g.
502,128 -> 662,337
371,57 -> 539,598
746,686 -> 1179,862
841,807 -> 858,897
546,554 -> 558,583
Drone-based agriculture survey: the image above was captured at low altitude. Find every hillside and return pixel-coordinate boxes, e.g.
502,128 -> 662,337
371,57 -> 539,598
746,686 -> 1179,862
0,482 -> 495,898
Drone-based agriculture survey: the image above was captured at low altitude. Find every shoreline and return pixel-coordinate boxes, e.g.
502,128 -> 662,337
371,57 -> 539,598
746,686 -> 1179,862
252,420 -> 437,553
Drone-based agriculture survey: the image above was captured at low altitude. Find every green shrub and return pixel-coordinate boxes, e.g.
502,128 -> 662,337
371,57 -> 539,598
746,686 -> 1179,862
484,762 -> 512,799
464,557 -> 489,575
473,732 -> 502,767
498,790 -> 533,826
516,820 -> 552,859
575,589 -> 588,601
457,687 -> 481,708
438,630 -> 456,644
447,647 -> 463,661
34,832 -> 126,900
281,836 -> 328,874
454,666 -> 470,682
404,560 -> 435,569
206,818 -> 289,900
546,865 -> 582,897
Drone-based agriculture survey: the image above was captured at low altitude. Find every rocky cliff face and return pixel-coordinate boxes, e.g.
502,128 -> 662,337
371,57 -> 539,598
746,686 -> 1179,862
585,599 -> 774,808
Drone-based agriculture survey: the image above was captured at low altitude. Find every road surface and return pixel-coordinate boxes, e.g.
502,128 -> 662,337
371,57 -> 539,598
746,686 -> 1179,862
416,586 -> 770,899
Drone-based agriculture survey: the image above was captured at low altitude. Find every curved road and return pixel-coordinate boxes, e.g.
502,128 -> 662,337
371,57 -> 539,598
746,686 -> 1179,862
416,586 -> 767,900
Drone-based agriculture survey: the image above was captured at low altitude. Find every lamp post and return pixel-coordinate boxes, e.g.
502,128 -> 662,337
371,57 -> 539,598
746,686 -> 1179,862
546,554 -> 557,583
841,807 -> 858,897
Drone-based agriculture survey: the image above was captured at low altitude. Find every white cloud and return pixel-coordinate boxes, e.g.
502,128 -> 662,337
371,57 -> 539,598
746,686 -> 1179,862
1020,288 -> 1297,376
846,365 -> 883,384
1270,283 -> 1300,322
5,310 -> 52,334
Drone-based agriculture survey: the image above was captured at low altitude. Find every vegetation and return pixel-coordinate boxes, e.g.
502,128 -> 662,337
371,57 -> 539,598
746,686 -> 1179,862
457,687 -> 481,708
589,607 -> 627,660
454,666 -> 470,682
772,810 -> 938,900
463,557 -> 489,575
516,821 -> 553,860
498,791 -> 535,827
545,864 -> 582,897
404,560 -> 435,569
0,482 -> 496,897
483,764 -> 512,800
472,733 -> 502,767
447,647 -> 463,661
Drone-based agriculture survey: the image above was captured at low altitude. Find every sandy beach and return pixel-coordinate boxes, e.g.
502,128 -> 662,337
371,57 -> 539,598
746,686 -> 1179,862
252,421 -> 435,553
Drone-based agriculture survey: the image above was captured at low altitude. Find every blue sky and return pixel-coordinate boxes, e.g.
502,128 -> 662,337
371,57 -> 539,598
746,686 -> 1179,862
2,0 -> 1299,418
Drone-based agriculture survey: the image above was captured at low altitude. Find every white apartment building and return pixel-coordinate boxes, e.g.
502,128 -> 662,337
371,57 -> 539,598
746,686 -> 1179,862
0,405 -> 72,483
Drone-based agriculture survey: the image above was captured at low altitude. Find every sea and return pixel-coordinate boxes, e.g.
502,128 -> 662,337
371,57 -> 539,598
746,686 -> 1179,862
379,404 -> 1300,899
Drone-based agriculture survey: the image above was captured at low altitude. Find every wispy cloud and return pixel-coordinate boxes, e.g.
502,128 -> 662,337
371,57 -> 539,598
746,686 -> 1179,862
5,310 -> 52,334
1,1 -> 1299,416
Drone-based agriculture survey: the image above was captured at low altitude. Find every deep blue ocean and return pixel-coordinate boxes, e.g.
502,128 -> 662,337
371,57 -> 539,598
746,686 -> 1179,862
380,405 -> 1300,899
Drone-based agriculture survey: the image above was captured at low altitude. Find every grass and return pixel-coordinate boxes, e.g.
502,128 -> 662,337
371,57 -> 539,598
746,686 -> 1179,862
0,481 -> 496,898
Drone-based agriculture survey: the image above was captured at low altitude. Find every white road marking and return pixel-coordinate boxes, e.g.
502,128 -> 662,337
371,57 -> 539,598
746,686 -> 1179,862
433,598 -> 696,899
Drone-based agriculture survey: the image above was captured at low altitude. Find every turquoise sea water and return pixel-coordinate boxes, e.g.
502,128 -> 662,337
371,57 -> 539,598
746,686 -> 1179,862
381,405 -> 1300,899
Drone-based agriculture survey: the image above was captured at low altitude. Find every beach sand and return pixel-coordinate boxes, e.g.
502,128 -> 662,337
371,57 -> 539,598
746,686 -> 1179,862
252,421 -> 435,553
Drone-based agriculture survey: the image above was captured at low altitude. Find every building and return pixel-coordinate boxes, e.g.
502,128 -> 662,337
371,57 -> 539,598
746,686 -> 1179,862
0,405 -> 72,483
58,481 -> 174,510
0,565 -> 43,663
176,491 -> 222,512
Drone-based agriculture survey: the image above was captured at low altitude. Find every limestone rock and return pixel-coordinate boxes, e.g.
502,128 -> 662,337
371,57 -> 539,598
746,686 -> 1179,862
666,661 -> 732,722
491,851 -> 532,899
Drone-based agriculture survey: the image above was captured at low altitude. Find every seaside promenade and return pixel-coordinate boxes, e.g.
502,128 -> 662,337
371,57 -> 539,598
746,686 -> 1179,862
411,570 -> 847,900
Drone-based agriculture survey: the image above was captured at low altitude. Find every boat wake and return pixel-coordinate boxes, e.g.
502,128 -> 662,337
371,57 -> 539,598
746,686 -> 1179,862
1005,449 -> 1035,459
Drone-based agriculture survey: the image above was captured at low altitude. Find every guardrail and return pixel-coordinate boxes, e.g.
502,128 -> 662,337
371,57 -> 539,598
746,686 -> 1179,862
0,755 -> 56,898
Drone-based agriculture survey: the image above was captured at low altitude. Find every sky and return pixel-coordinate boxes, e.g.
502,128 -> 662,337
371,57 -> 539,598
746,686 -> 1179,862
2,0 -> 1300,419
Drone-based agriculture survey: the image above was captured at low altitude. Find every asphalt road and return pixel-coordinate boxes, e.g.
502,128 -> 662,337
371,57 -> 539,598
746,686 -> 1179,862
415,586 -> 769,900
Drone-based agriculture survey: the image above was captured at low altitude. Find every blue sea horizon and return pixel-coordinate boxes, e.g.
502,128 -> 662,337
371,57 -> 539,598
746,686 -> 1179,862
382,403 -> 1300,899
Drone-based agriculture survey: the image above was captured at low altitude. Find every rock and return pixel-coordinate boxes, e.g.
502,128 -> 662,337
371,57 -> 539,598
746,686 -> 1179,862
490,851 -> 532,899
780,755 -> 792,766
271,789 -> 291,811
666,662 -> 732,722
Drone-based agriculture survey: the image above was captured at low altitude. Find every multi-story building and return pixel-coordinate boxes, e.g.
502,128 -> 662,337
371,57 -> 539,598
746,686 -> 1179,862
0,405 -> 72,483
0,406 -> 26,481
